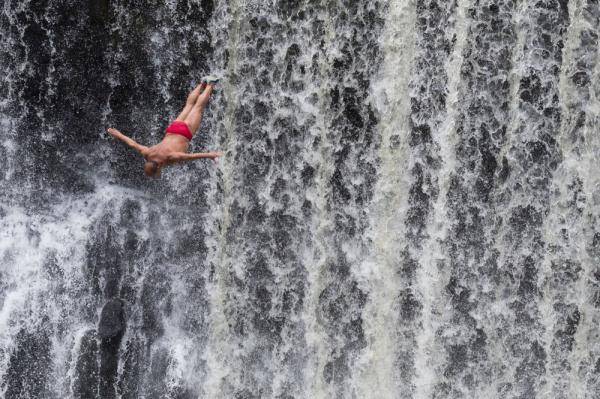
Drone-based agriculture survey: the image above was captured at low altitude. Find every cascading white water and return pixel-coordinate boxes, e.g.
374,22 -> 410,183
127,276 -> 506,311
1,1 -> 600,398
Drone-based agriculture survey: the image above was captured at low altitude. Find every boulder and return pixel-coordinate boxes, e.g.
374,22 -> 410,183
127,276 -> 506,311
99,298 -> 126,339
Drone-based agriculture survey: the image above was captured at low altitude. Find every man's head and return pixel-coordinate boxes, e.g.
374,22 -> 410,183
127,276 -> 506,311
144,161 -> 160,178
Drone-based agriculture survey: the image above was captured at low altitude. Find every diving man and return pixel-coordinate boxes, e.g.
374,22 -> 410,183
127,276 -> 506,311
107,77 -> 222,177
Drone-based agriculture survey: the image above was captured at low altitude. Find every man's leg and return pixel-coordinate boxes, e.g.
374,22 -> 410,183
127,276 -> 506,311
176,83 -> 206,122
184,84 -> 214,134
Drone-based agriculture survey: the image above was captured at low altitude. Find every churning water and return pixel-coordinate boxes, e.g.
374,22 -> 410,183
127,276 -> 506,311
1,0 -> 600,398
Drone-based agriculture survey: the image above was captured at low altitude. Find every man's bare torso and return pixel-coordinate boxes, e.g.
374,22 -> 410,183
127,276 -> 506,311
143,134 -> 190,166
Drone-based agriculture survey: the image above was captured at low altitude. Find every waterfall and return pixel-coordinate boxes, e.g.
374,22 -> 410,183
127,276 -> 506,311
1,1 -> 600,398
354,0 -> 415,397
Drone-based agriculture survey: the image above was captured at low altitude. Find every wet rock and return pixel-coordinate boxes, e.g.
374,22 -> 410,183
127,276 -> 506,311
517,256 -> 540,300
87,0 -> 110,23
99,298 -> 126,339
410,123 -> 432,146
118,336 -> 145,399
519,73 -> 542,104
571,71 -> 589,87
3,328 -> 52,398
399,289 -> 422,321
323,354 -> 349,384
509,205 -> 542,237
318,275 -> 367,385
86,222 -> 122,299
99,298 -> 126,399
119,199 -> 142,227
515,340 -> 547,395
73,329 -> 99,399
140,267 -> 173,343
554,304 -> 581,352
342,87 -> 364,130
446,277 -> 476,316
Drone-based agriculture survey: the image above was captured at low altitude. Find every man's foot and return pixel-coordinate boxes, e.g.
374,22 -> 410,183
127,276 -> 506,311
201,75 -> 220,84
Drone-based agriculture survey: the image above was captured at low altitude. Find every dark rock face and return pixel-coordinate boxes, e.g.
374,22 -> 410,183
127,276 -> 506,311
86,223 -> 123,301
118,336 -> 145,399
99,298 -> 126,339
3,329 -> 52,398
98,299 -> 126,399
73,329 -> 100,399
140,266 -> 173,344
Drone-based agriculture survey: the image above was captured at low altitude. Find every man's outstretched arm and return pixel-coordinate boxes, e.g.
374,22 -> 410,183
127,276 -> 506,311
167,151 -> 223,163
107,128 -> 148,155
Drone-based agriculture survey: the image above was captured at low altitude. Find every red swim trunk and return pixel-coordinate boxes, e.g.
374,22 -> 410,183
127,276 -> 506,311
165,121 -> 192,140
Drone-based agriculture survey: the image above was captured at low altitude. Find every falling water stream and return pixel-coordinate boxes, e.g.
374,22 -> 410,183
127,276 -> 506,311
1,1 -> 600,398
